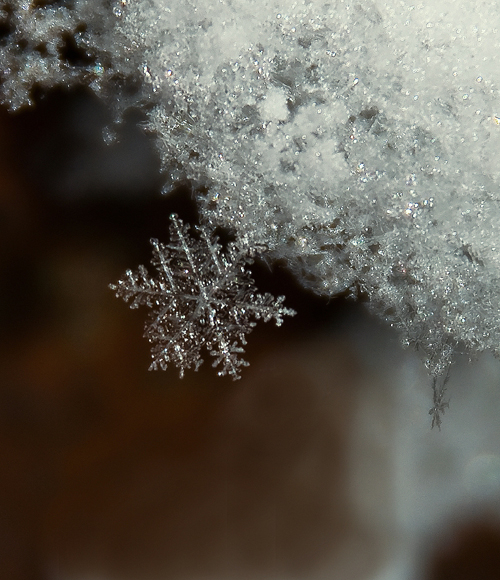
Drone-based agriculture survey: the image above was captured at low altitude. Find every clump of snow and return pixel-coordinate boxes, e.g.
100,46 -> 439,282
2,0 -> 500,380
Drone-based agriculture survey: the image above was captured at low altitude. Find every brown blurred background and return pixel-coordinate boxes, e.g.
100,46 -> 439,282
1,88 -> 500,580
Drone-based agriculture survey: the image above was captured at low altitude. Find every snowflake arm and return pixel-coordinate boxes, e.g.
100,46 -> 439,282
110,214 -> 296,380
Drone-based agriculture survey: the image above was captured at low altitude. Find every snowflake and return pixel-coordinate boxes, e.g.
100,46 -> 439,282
110,214 -> 296,379
429,366 -> 451,430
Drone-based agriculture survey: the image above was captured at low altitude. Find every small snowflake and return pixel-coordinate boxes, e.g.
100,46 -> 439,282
429,367 -> 451,430
110,214 -> 295,379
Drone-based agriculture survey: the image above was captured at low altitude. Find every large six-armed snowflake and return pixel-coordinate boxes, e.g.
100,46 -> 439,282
110,215 -> 295,379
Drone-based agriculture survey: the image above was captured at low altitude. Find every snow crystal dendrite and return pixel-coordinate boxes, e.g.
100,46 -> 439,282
428,366 -> 451,431
110,215 -> 295,379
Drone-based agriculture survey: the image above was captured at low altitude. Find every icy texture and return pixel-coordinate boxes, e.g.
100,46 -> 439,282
0,0 -> 111,109
2,0 -> 500,379
110,215 -> 295,379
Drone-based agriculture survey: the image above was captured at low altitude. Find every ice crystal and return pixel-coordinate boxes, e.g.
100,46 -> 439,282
110,215 -> 295,379
429,366 -> 451,430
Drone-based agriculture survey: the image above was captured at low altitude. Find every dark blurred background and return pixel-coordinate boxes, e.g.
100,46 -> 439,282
1,88 -> 500,580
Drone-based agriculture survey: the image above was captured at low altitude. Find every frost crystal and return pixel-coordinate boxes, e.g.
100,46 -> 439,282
110,215 -> 295,379
429,366 -> 451,431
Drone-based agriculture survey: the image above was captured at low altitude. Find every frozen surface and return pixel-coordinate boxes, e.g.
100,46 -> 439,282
2,0 -> 500,379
